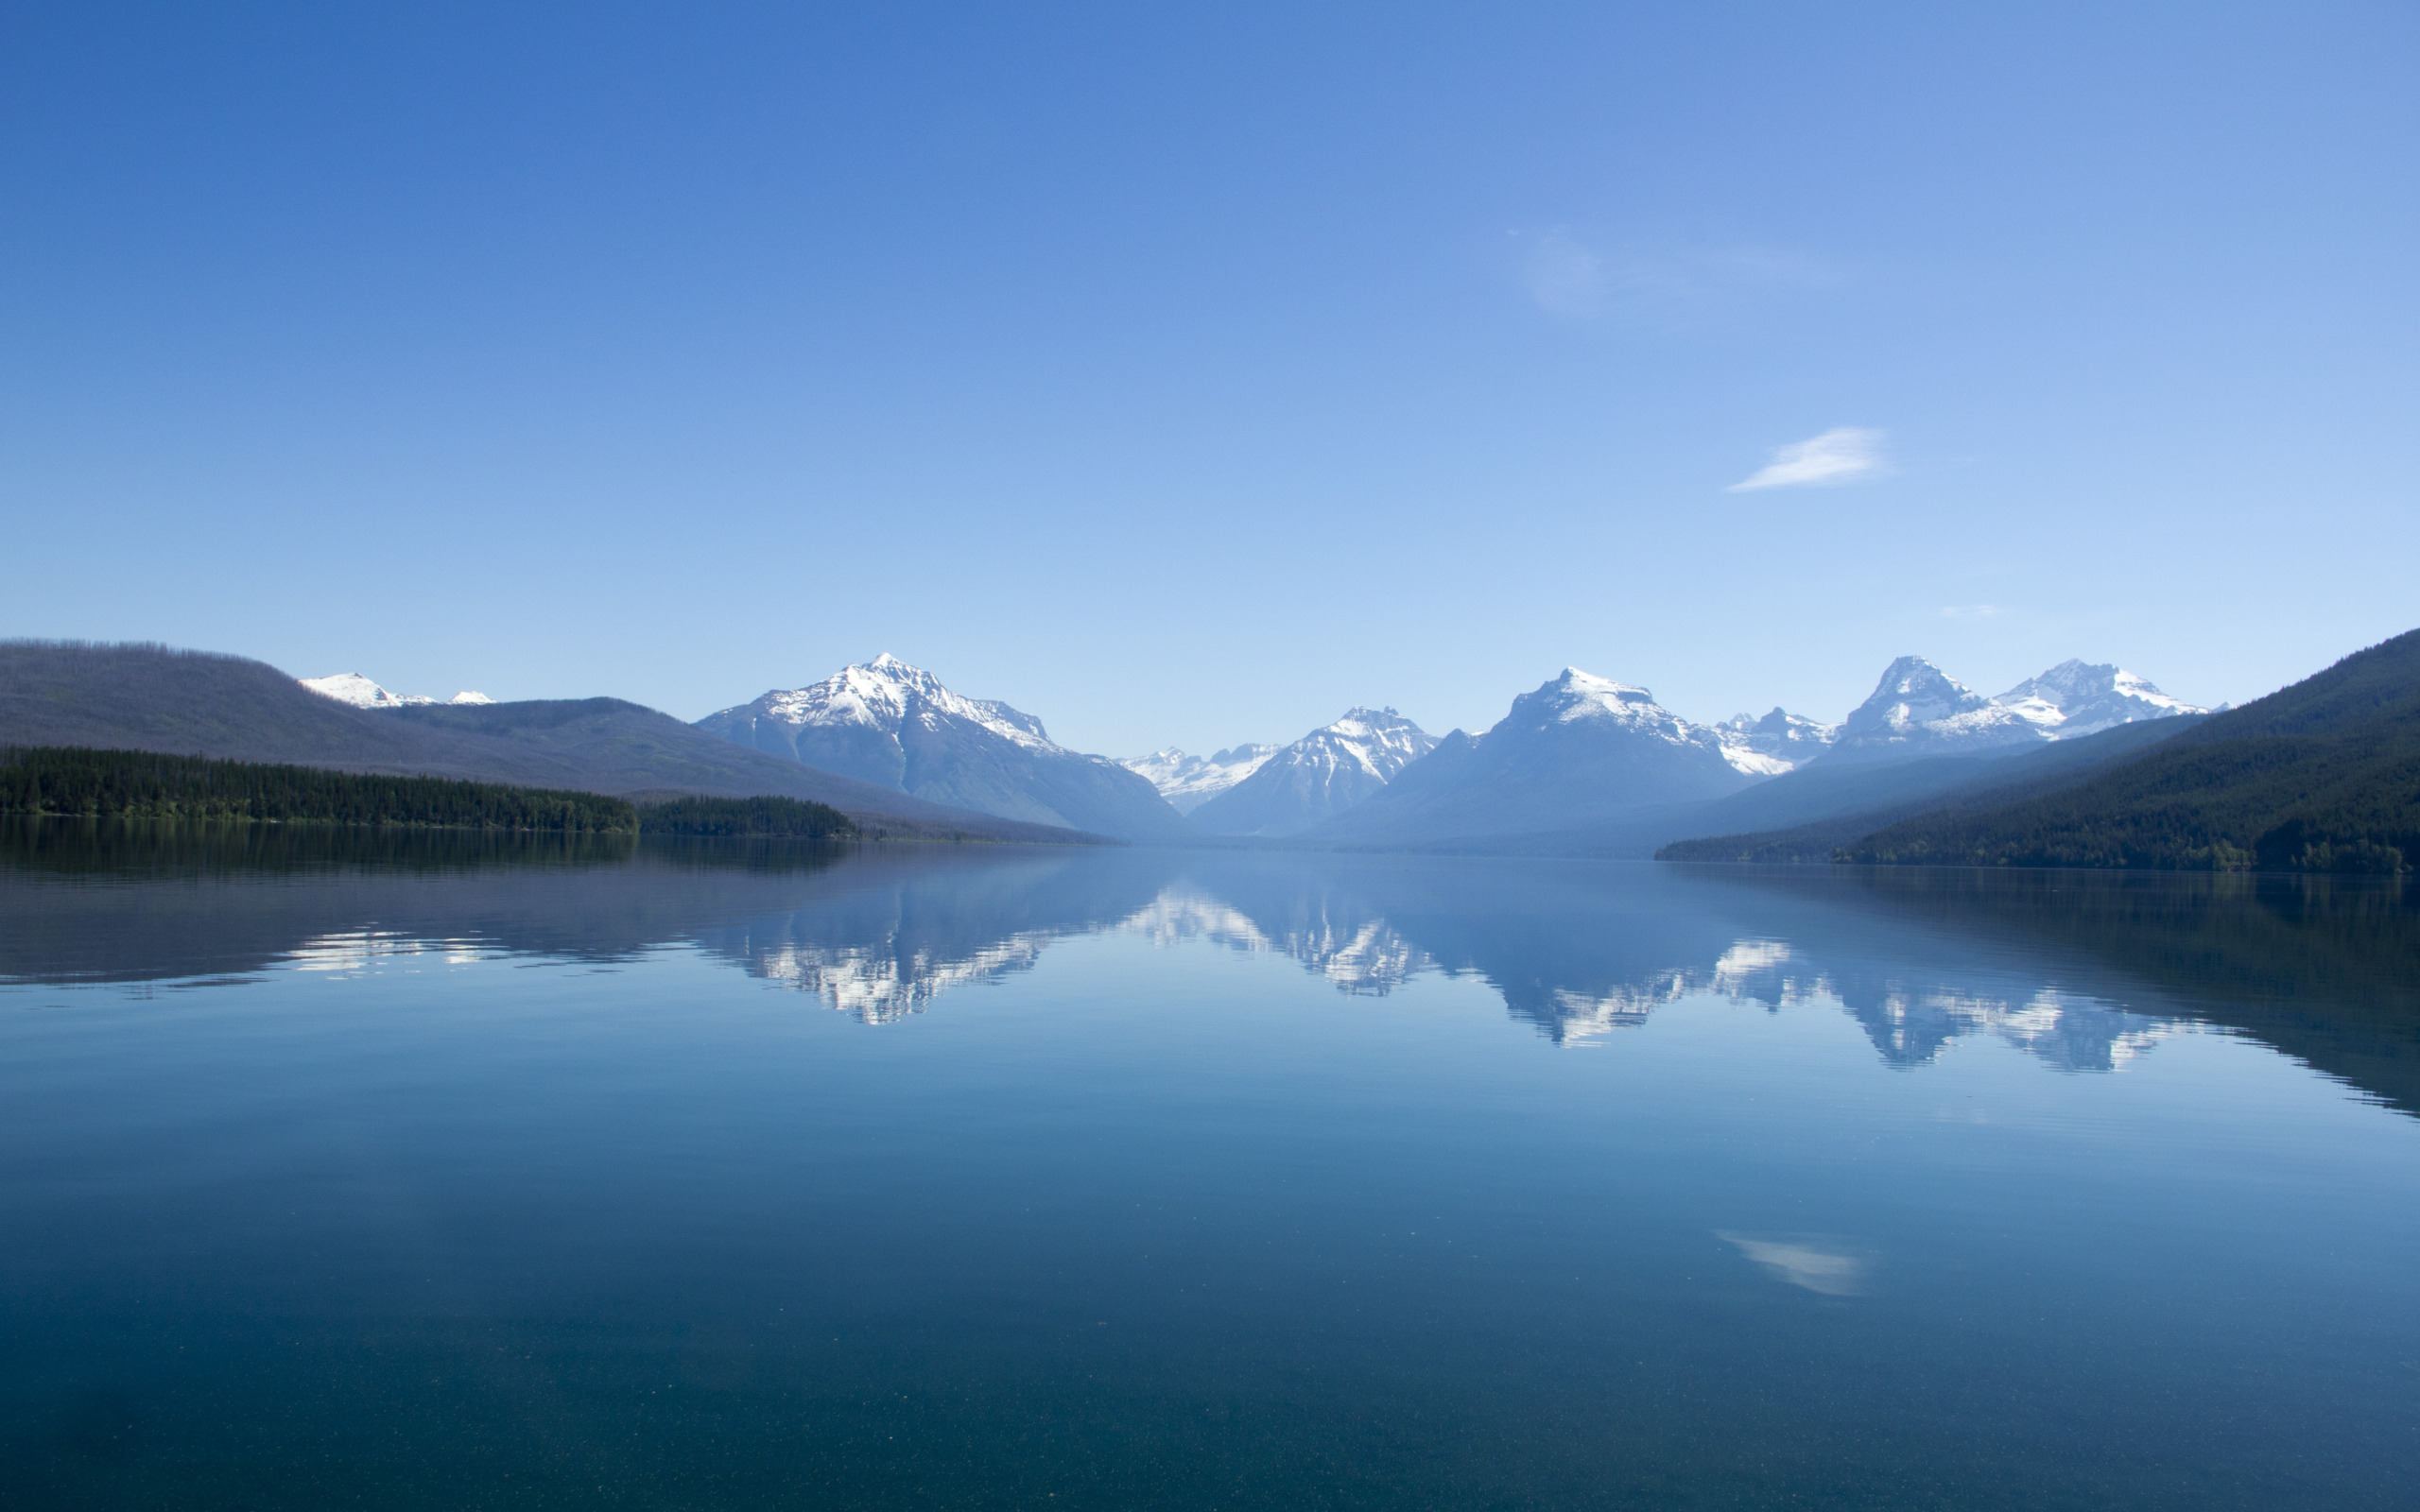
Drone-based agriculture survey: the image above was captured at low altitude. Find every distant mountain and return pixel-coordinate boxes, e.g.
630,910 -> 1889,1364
0,642 -> 1083,843
1841,627 -> 2420,872
696,654 -> 1189,842
1713,708 -> 1838,770
1305,670 -> 1766,848
1120,745 -> 1279,815
1188,708 -> 1435,837
1821,656 -> 2202,765
302,672 -> 493,708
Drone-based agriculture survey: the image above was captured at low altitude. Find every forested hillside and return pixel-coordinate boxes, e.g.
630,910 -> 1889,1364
1840,629 -> 2420,873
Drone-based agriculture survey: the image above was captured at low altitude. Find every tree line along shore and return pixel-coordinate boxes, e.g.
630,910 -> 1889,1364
0,747 -> 856,839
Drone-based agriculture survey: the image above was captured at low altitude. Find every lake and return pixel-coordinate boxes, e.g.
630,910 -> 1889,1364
2,819 -> 2416,1509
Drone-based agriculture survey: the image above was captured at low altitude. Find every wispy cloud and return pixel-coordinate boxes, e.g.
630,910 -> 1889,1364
1717,1231 -> 1869,1296
1729,427 -> 1888,491
1938,604 -> 2003,620
1518,232 -> 1833,327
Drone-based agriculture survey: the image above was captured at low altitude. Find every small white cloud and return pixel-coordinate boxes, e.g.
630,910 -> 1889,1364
1523,232 -> 1607,318
1717,1231 -> 1869,1296
1519,232 -> 1835,327
1938,604 -> 2003,620
1729,427 -> 1888,491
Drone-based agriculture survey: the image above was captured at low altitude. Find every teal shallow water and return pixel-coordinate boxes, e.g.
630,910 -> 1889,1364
1,824 -> 2415,1508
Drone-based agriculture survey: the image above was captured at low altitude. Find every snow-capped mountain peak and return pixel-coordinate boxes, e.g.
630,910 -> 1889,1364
1542,668 -> 1664,723
1185,707 -> 1438,837
762,655 -> 1057,751
1523,669 -> 1696,738
697,657 -> 1189,841
1305,707 -> 1435,779
1824,656 -> 2041,761
1505,670 -> 1808,778
1991,660 -> 2203,736
1866,656 -> 1990,728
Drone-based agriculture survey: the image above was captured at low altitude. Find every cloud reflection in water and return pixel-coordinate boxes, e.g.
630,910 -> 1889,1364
1717,1232 -> 1871,1296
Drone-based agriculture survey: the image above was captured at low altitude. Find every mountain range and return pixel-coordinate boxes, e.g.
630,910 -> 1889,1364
6,638 -> 2238,859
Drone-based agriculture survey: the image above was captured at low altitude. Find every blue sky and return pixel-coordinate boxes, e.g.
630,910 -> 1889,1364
4,2 -> 2413,755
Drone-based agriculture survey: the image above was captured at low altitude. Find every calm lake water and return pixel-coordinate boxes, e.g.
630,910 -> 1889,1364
2,820 -> 2416,1510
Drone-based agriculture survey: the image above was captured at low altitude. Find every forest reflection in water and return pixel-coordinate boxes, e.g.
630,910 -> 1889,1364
5,816 -> 2413,1113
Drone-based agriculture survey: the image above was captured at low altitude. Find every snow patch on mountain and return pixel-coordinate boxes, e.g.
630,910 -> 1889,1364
1120,745 -> 1280,815
301,674 -> 495,709
302,673 -> 421,709
1714,708 -> 1839,775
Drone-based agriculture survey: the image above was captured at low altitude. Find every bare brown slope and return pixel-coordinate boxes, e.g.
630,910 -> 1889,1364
0,643 -> 1099,844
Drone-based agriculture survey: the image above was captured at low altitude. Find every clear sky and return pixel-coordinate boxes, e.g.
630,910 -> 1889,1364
4,3 -> 2414,756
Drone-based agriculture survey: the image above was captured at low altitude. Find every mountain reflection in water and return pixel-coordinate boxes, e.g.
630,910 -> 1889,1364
4,817 -> 2412,1111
